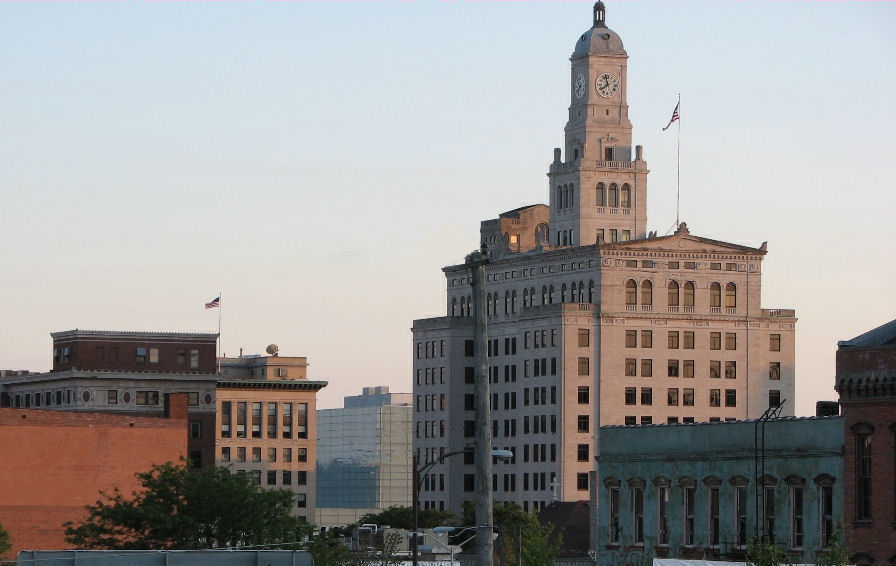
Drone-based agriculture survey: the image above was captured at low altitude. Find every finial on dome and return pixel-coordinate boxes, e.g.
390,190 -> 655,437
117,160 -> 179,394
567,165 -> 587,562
594,1 -> 606,28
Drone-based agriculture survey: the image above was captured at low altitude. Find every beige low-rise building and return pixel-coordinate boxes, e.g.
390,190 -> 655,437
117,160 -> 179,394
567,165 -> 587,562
411,3 -> 795,516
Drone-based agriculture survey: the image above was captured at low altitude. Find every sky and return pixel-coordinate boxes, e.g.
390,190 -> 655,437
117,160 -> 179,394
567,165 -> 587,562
1,1 -> 894,415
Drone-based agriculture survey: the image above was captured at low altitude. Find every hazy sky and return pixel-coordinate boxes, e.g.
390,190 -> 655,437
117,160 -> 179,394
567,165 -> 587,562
1,1 -> 893,414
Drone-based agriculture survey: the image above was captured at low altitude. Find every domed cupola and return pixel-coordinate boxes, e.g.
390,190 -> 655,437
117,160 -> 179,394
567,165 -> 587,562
572,1 -> 626,58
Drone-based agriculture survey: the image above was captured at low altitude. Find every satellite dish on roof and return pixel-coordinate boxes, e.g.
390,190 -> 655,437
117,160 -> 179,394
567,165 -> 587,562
266,344 -> 279,355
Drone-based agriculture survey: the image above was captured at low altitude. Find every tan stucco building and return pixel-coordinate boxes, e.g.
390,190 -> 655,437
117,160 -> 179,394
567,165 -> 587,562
411,3 -> 796,516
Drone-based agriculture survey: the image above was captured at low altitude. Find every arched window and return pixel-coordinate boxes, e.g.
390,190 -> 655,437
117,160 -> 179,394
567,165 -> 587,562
486,293 -> 493,316
549,285 -> 556,304
588,280 -> 595,303
460,296 -> 466,317
609,183 -> 619,207
467,295 -> 472,316
492,293 -> 498,315
621,184 -> 631,208
561,283 -> 568,303
625,279 -> 637,305
542,286 -> 548,305
571,282 -> 577,303
596,183 -> 606,207
531,287 -> 537,306
451,297 -> 458,316
556,186 -> 562,210
523,288 -> 530,308
710,283 -> 721,308
725,283 -> 737,308
505,291 -> 511,315
569,186 -> 575,209
683,282 -> 695,307
641,280 -> 653,306
511,290 -> 517,313
668,281 -> 680,307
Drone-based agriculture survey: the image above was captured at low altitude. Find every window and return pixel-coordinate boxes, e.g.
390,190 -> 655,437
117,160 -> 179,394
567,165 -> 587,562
790,484 -> 804,548
725,283 -> 737,308
770,334 -> 781,352
188,392 -> 199,406
667,388 -> 679,406
725,361 -> 737,379
710,332 -> 721,350
578,357 -> 590,376
683,388 -> 694,406
577,473 -> 589,491
683,331 -> 694,349
856,429 -> 872,520
284,448 -> 292,462
769,362 -> 781,380
709,486 -> 720,546
641,281 -> 653,306
596,183 -> 605,206
641,387 -> 652,406
136,391 -> 159,406
641,330 -> 653,348
725,333 -> 737,350
735,485 -> 748,546
625,280 -> 637,306
190,420 -> 202,439
769,390 -> 781,408
682,485 -> 695,546
710,360 -> 721,379
621,185 -> 631,208
625,358 -> 637,376
608,486 -> 620,544
668,359 -> 679,377
177,349 -> 186,365
641,359 -> 652,377
107,390 -> 117,404
296,403 -> 308,439
578,328 -> 590,347
267,447 -> 277,462
221,447 -> 230,462
577,386 -> 589,404
725,389 -> 737,407
251,402 -> 262,438
135,347 -> 147,363
632,485 -> 644,544
297,448 -> 307,462
625,387 -> 636,405
297,494 -> 307,508
577,444 -> 589,462
282,471 -> 292,486
763,485 -> 776,542
625,330 -> 637,348
710,262 -> 722,271
667,281 -> 679,307
683,282 -> 695,307
625,416 -> 636,426
657,485 -> 670,545
281,403 -> 292,438
190,349 -> 199,369
668,331 -> 679,349
267,470 -> 277,486
252,447 -> 261,462
710,283 -> 721,308
820,483 -> 834,546
683,360 -> 694,378
577,415 -> 589,433
464,420 -> 475,437
464,474 -> 475,492
710,389 -> 721,407
297,471 -> 307,485
609,184 -> 619,207
236,447 -> 246,462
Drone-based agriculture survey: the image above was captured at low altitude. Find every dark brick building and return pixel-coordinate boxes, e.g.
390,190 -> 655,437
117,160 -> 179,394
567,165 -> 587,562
51,329 -> 217,373
835,319 -> 896,566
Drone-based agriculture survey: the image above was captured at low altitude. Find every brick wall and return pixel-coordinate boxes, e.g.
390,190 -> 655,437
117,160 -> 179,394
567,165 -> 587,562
0,405 -> 187,557
53,336 -> 217,373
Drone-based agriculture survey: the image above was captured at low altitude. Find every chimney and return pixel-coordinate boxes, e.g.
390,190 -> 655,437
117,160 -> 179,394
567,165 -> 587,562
815,401 -> 839,417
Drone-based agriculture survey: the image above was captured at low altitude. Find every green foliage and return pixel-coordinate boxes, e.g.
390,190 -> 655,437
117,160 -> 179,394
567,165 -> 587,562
460,501 -> 560,566
816,523 -> 847,566
356,505 -> 452,531
308,529 -> 403,566
518,512 -> 562,566
0,522 -> 10,558
63,462 -> 313,549
747,537 -> 787,566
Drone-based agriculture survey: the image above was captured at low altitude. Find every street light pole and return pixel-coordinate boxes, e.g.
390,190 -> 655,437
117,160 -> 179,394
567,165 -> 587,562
468,246 -> 494,566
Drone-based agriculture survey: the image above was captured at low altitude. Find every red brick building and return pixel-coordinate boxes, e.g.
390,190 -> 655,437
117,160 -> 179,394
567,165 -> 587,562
835,319 -> 896,566
50,329 -> 217,373
0,394 -> 188,558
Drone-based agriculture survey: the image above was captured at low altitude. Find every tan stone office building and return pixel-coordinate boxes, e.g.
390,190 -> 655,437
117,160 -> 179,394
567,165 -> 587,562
216,348 -> 326,523
411,3 -> 796,516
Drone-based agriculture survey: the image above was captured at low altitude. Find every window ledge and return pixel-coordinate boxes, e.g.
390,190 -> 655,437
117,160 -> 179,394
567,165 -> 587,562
853,520 -> 872,529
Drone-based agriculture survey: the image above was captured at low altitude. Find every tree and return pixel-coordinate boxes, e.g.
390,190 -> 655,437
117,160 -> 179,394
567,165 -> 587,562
817,523 -> 847,566
518,512 -> 562,566
64,462 -> 313,549
747,537 -> 786,566
356,505 -> 453,531
460,501 -> 560,566
0,521 -> 11,559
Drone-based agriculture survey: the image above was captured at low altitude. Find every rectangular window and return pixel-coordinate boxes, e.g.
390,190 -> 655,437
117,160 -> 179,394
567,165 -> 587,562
709,486 -> 720,547
577,415 -> 589,433
725,361 -> 737,379
820,484 -> 834,545
657,486 -> 669,545
683,331 -> 695,349
770,334 -> 781,351
683,486 -> 695,546
282,470 -> 292,486
857,433 -> 872,520
710,360 -> 721,379
710,332 -> 721,350
682,360 -> 694,378
736,485 -> 748,546
464,340 -> 474,357
641,387 -> 652,406
464,474 -> 475,492
149,348 -> 159,364
668,331 -> 679,349
281,403 -> 293,438
135,391 -> 159,406
187,392 -> 199,406
641,359 -> 652,377
710,389 -> 721,407
252,447 -> 261,462
625,358 -> 637,376
577,444 -> 589,462
577,473 -> 589,491
297,448 -> 307,462
297,471 -> 307,485
682,388 -> 694,406
267,470 -> 277,486
641,331 -> 653,348
725,333 -> 737,350
220,401 -> 232,438
578,357 -> 590,376
632,486 -> 644,544
625,416 -> 636,426
221,447 -> 230,462
769,362 -> 781,380
725,389 -> 737,407
609,487 -> 620,544
764,485 -> 776,542
297,403 -> 308,439
267,447 -> 277,462
190,349 -> 199,369
625,387 -> 636,405
283,447 -> 292,462
251,402 -> 262,438
237,447 -> 246,462
190,420 -> 202,439
625,330 -> 637,348
578,386 -> 589,404
135,347 -> 147,363
296,494 -> 306,508
790,485 -> 804,548
668,359 -> 679,377
267,403 -> 278,438
107,390 -> 118,404
578,329 -> 590,347
667,388 -> 679,406
710,262 -> 722,270
177,350 -> 186,365
769,390 -> 781,408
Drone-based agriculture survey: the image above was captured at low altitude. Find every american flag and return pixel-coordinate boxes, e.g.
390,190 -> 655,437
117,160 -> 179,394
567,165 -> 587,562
205,296 -> 220,309
662,102 -> 680,131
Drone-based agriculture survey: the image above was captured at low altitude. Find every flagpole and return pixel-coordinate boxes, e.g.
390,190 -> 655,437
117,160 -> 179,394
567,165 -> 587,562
676,93 -> 681,229
217,291 -> 222,374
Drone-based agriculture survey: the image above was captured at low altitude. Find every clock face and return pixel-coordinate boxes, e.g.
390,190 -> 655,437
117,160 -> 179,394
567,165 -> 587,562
574,73 -> 586,100
595,72 -> 620,98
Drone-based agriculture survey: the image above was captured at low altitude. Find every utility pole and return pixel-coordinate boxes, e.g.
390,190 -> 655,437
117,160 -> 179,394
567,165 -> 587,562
468,246 -> 494,566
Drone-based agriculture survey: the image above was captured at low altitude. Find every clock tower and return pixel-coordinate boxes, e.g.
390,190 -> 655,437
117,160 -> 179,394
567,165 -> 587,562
548,1 -> 648,247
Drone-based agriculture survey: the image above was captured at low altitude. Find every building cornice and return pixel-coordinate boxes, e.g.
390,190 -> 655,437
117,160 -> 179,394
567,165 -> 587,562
216,380 -> 328,392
